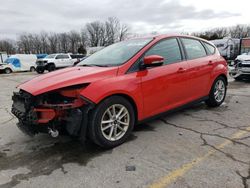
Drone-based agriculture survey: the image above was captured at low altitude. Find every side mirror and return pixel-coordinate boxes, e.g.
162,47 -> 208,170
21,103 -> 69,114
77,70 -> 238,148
141,55 -> 164,69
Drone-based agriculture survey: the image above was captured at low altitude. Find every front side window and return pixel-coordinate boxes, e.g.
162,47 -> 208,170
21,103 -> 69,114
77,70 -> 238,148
182,38 -> 207,60
145,38 -> 182,65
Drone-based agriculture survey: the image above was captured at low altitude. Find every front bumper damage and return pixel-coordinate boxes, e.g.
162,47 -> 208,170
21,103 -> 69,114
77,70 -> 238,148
11,90 -> 94,142
229,60 -> 250,78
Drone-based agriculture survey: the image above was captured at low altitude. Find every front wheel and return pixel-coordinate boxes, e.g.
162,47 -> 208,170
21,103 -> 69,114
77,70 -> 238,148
47,64 -> 56,72
205,76 -> 227,107
88,96 -> 135,148
4,68 -> 12,74
36,67 -> 44,74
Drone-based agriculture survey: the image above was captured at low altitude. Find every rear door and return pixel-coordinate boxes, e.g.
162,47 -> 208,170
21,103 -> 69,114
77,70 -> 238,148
180,38 -> 215,100
62,54 -> 72,66
139,38 -> 190,118
55,55 -> 67,67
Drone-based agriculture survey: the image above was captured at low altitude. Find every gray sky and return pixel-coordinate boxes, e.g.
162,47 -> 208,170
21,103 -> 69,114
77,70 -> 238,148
0,0 -> 248,39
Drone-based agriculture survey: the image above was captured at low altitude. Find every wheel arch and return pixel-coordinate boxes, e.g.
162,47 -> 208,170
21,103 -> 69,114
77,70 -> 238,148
94,93 -> 139,123
217,73 -> 228,85
30,66 -> 36,71
5,67 -> 13,73
47,62 -> 55,66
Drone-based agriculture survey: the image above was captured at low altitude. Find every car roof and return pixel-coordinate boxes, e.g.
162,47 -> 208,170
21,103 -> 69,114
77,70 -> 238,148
153,34 -> 206,41
153,34 -> 215,46
130,34 -> 210,43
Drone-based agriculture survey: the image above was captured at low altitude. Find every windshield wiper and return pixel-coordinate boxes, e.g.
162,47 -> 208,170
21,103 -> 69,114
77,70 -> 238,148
91,64 -> 110,67
80,64 -> 109,67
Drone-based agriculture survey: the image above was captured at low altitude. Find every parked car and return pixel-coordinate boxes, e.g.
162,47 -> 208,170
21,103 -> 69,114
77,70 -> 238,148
36,53 -> 85,74
11,35 -> 228,148
0,54 -> 36,74
229,52 -> 250,80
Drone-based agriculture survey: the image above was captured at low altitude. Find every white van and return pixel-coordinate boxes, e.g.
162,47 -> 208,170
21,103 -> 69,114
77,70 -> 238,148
0,54 -> 37,74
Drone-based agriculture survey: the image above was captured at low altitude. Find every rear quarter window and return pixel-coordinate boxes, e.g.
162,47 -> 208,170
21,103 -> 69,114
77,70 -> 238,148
181,38 -> 207,60
203,42 -> 216,55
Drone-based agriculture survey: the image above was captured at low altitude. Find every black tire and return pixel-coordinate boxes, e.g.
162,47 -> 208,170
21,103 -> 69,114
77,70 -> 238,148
205,76 -> 227,107
47,64 -> 56,72
36,67 -> 44,74
88,96 -> 135,149
234,76 -> 243,81
30,67 -> 36,72
4,68 -> 12,74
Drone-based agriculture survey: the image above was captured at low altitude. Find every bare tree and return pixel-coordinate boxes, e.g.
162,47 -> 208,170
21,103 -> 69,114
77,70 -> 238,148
86,21 -> 105,47
68,31 -> 81,53
39,32 -> 49,53
58,33 -> 69,53
1,17 -> 129,53
118,23 -> 129,41
47,33 -> 58,53
85,17 -> 129,47
229,25 -> 250,38
0,39 -> 16,54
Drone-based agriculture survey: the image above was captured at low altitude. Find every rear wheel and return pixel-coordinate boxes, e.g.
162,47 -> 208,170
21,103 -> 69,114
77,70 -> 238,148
205,76 -> 227,107
88,96 -> 135,148
4,68 -> 12,74
30,67 -> 36,72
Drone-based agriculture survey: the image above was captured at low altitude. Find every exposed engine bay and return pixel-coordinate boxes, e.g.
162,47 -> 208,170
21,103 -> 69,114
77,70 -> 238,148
11,86 -> 94,140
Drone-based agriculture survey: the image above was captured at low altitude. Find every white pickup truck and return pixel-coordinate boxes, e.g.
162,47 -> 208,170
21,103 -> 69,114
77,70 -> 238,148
36,53 -> 84,74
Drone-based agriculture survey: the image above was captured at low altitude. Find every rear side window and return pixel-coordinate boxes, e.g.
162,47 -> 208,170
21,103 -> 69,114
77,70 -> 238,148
62,54 -> 69,59
203,42 -> 216,55
145,38 -> 182,65
182,38 -> 207,60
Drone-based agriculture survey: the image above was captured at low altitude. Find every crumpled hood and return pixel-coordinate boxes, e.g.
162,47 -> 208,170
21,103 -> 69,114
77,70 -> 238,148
236,54 -> 250,61
19,66 -> 118,96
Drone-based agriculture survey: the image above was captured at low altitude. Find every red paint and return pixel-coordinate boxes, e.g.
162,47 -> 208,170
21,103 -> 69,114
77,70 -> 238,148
143,55 -> 164,65
34,109 -> 56,124
18,34 -> 228,122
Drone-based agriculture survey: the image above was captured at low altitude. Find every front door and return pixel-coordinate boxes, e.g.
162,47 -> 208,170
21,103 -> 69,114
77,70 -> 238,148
139,38 -> 190,118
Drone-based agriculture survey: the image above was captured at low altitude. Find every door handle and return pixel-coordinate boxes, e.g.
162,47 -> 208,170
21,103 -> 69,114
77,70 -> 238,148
177,67 -> 186,73
208,60 -> 214,66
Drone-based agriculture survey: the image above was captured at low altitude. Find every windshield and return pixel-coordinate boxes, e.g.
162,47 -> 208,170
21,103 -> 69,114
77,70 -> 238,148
4,58 -> 13,64
46,54 -> 57,59
78,38 -> 152,67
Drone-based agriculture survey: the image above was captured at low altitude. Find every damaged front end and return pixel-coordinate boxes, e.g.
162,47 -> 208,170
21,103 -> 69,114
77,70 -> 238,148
229,59 -> 250,79
11,84 -> 94,140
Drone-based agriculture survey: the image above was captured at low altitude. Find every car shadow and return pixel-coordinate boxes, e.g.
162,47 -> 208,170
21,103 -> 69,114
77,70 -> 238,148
0,137 -> 111,187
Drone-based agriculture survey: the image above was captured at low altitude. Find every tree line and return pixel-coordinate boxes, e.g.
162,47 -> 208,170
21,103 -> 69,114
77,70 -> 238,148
1,22 -> 250,55
0,17 -> 129,55
192,24 -> 250,40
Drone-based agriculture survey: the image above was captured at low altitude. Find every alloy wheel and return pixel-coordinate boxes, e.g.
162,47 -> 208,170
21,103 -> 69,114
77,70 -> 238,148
101,104 -> 130,141
214,80 -> 225,103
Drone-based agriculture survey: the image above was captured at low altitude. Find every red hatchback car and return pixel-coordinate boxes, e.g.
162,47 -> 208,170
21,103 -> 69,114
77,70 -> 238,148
12,35 -> 228,148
